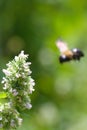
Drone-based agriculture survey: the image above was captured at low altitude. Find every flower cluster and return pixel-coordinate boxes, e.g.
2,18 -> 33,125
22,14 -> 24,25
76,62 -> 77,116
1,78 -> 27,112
2,51 -> 35,110
0,103 -> 22,129
1,51 -> 35,129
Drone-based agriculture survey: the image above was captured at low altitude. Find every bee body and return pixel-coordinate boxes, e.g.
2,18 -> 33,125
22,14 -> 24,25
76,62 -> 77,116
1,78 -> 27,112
56,40 -> 84,64
62,50 -> 73,57
59,55 -> 72,63
72,48 -> 84,60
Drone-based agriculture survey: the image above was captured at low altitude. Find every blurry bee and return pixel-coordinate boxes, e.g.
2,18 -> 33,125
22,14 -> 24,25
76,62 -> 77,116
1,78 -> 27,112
56,40 -> 84,63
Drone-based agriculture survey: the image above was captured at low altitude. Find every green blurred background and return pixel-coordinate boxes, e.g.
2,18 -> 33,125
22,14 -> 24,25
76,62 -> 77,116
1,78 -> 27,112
0,0 -> 87,130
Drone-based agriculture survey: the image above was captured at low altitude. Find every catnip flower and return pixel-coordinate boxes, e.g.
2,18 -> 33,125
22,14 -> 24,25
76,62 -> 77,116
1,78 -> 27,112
0,103 -> 22,129
1,51 -> 35,129
2,51 -> 35,110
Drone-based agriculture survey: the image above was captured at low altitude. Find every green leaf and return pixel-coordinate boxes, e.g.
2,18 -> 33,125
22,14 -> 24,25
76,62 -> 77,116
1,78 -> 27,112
0,92 -> 7,99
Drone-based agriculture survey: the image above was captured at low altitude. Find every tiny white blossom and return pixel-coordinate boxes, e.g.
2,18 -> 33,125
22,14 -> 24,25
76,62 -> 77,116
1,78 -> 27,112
0,117 -> 2,120
6,62 -> 12,67
24,103 -> 32,109
5,103 -> 11,109
16,73 -> 21,78
3,82 -> 10,90
23,62 -> 31,69
18,118 -> 23,126
12,89 -> 18,96
0,104 -> 4,112
14,56 -> 19,61
29,85 -> 35,94
3,69 -> 11,76
10,119 -> 15,127
30,78 -> 35,86
26,62 -> 31,65
19,51 -> 28,59
29,70 -> 32,75
1,77 -> 7,84
0,123 -> 3,128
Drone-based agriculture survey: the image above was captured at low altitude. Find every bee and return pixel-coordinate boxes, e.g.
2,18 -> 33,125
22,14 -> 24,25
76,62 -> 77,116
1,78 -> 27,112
56,40 -> 84,63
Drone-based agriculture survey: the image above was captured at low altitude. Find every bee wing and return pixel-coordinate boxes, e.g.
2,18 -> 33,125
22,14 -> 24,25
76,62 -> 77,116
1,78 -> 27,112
56,40 -> 69,53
